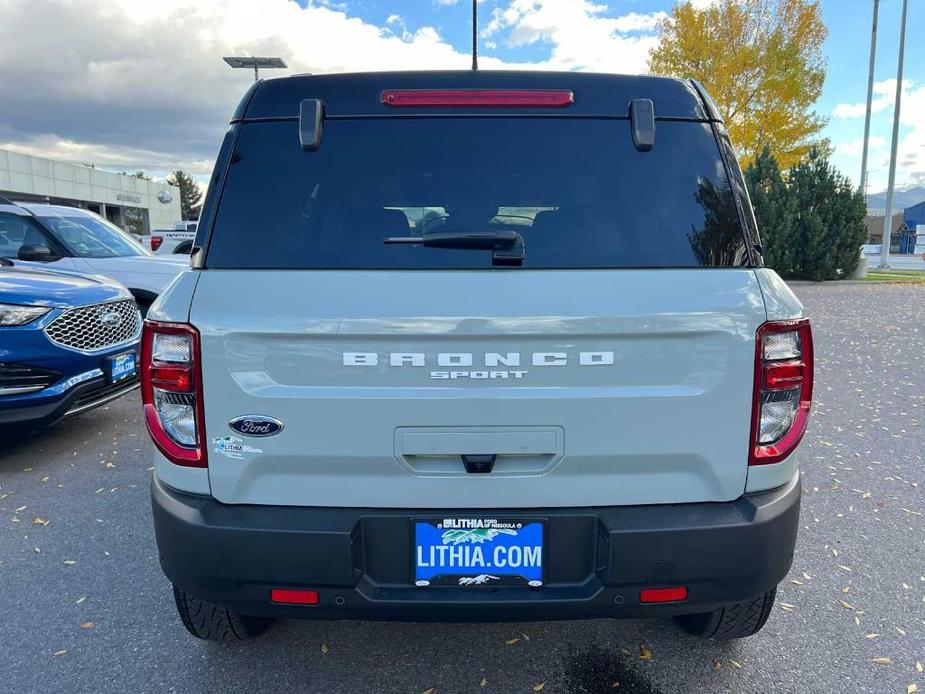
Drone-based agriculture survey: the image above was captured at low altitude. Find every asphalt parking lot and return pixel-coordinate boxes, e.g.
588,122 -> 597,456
1,282 -> 923,694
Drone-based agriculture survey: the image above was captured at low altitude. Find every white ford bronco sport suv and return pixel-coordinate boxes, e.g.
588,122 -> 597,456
145,71 -> 812,642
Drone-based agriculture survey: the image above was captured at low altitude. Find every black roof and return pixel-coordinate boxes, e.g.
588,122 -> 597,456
234,71 -> 715,122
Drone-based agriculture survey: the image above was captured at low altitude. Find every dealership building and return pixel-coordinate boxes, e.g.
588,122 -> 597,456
0,147 -> 181,236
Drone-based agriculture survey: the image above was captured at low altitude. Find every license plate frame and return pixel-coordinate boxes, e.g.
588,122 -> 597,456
412,517 -> 546,588
107,351 -> 137,384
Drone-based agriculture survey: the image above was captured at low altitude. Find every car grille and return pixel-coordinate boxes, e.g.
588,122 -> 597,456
44,299 -> 141,353
0,363 -> 63,393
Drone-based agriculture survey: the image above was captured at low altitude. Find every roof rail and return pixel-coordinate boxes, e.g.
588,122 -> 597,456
0,196 -> 14,205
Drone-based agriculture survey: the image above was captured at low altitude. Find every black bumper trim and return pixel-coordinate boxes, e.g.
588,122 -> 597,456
0,376 -> 138,429
151,474 -> 800,622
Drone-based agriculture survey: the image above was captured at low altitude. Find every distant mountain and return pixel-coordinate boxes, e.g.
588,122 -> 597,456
866,186 -> 925,214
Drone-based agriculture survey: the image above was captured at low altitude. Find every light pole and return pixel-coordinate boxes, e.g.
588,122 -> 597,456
879,0 -> 909,270
223,56 -> 287,81
859,0 -> 879,201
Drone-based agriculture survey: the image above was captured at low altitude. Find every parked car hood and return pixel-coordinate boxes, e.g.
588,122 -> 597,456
80,255 -> 190,276
0,265 -> 130,308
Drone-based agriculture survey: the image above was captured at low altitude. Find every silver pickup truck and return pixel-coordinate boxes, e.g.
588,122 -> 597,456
143,71 -> 812,643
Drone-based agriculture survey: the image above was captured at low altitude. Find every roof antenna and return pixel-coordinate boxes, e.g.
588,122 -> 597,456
471,0 -> 478,70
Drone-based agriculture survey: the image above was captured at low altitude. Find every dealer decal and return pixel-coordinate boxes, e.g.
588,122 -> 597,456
211,435 -> 262,459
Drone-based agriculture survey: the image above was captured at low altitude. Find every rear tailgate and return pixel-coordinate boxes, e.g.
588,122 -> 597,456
195,268 -> 765,507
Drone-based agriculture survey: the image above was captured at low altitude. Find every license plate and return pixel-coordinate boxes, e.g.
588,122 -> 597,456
413,518 -> 544,587
108,351 -> 137,383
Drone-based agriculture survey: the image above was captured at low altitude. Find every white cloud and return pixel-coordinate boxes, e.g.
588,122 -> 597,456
0,134 -> 215,181
835,135 -> 885,157
836,79 -> 925,190
0,0 -> 666,180
482,0 -> 665,74
832,79 -> 911,119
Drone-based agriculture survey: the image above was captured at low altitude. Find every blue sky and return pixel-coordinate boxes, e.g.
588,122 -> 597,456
350,0 -> 925,191
0,0 -> 922,192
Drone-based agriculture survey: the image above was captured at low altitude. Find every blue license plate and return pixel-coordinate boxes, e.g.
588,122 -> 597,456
109,351 -> 137,383
414,518 -> 544,587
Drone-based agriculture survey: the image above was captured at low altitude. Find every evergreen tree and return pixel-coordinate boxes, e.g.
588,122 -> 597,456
166,170 -> 203,220
744,145 -> 796,276
787,152 -> 867,281
744,148 -> 866,281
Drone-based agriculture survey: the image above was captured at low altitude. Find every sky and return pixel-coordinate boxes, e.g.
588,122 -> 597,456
0,0 -> 922,195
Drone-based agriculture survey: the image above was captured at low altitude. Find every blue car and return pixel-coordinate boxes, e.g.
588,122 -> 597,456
0,260 -> 141,430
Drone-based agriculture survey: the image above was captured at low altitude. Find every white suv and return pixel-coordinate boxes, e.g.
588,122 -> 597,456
0,202 -> 187,314
145,71 -> 811,642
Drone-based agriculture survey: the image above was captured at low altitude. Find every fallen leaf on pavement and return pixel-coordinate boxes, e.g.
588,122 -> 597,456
80,622 -> 94,629
532,683 -> 545,691
320,643 -> 328,655
505,637 -> 520,645
872,658 -> 892,666
639,646 -> 652,661
53,649 -> 67,657
63,560 -> 76,565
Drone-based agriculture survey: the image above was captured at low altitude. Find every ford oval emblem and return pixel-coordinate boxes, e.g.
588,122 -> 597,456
228,415 -> 284,437
99,310 -> 123,327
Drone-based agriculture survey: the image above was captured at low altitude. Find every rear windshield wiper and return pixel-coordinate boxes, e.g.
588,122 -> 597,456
384,229 -> 525,266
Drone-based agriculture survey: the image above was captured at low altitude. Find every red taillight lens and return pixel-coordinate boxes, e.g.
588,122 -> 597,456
270,589 -> 319,605
640,586 -> 688,603
750,319 -> 813,466
150,236 -> 163,251
380,89 -> 575,108
763,360 -> 805,390
141,321 -> 206,468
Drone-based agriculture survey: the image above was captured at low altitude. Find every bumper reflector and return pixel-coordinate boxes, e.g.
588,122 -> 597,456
270,589 -> 319,605
639,586 -> 688,604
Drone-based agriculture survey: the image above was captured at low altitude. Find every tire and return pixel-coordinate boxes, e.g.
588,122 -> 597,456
674,588 -> 776,640
173,241 -> 193,254
172,585 -> 273,641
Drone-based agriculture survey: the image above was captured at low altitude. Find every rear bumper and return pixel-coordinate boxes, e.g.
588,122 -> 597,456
151,473 -> 800,622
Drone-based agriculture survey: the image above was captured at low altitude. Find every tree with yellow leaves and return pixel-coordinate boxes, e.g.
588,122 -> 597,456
649,0 -> 828,168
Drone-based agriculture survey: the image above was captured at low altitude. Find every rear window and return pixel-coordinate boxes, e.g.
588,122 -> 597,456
205,118 -> 748,269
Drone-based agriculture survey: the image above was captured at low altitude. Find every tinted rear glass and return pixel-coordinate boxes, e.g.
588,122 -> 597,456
206,118 -> 748,269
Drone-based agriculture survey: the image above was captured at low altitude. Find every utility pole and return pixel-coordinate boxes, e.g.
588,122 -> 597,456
879,0 -> 909,269
859,0 -> 879,201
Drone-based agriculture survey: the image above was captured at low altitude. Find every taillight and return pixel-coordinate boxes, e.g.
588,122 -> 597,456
750,319 -> 813,466
150,236 -> 163,251
141,321 -> 207,467
380,89 -> 575,108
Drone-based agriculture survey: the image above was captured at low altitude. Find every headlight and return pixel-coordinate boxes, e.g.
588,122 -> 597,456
0,303 -> 51,326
